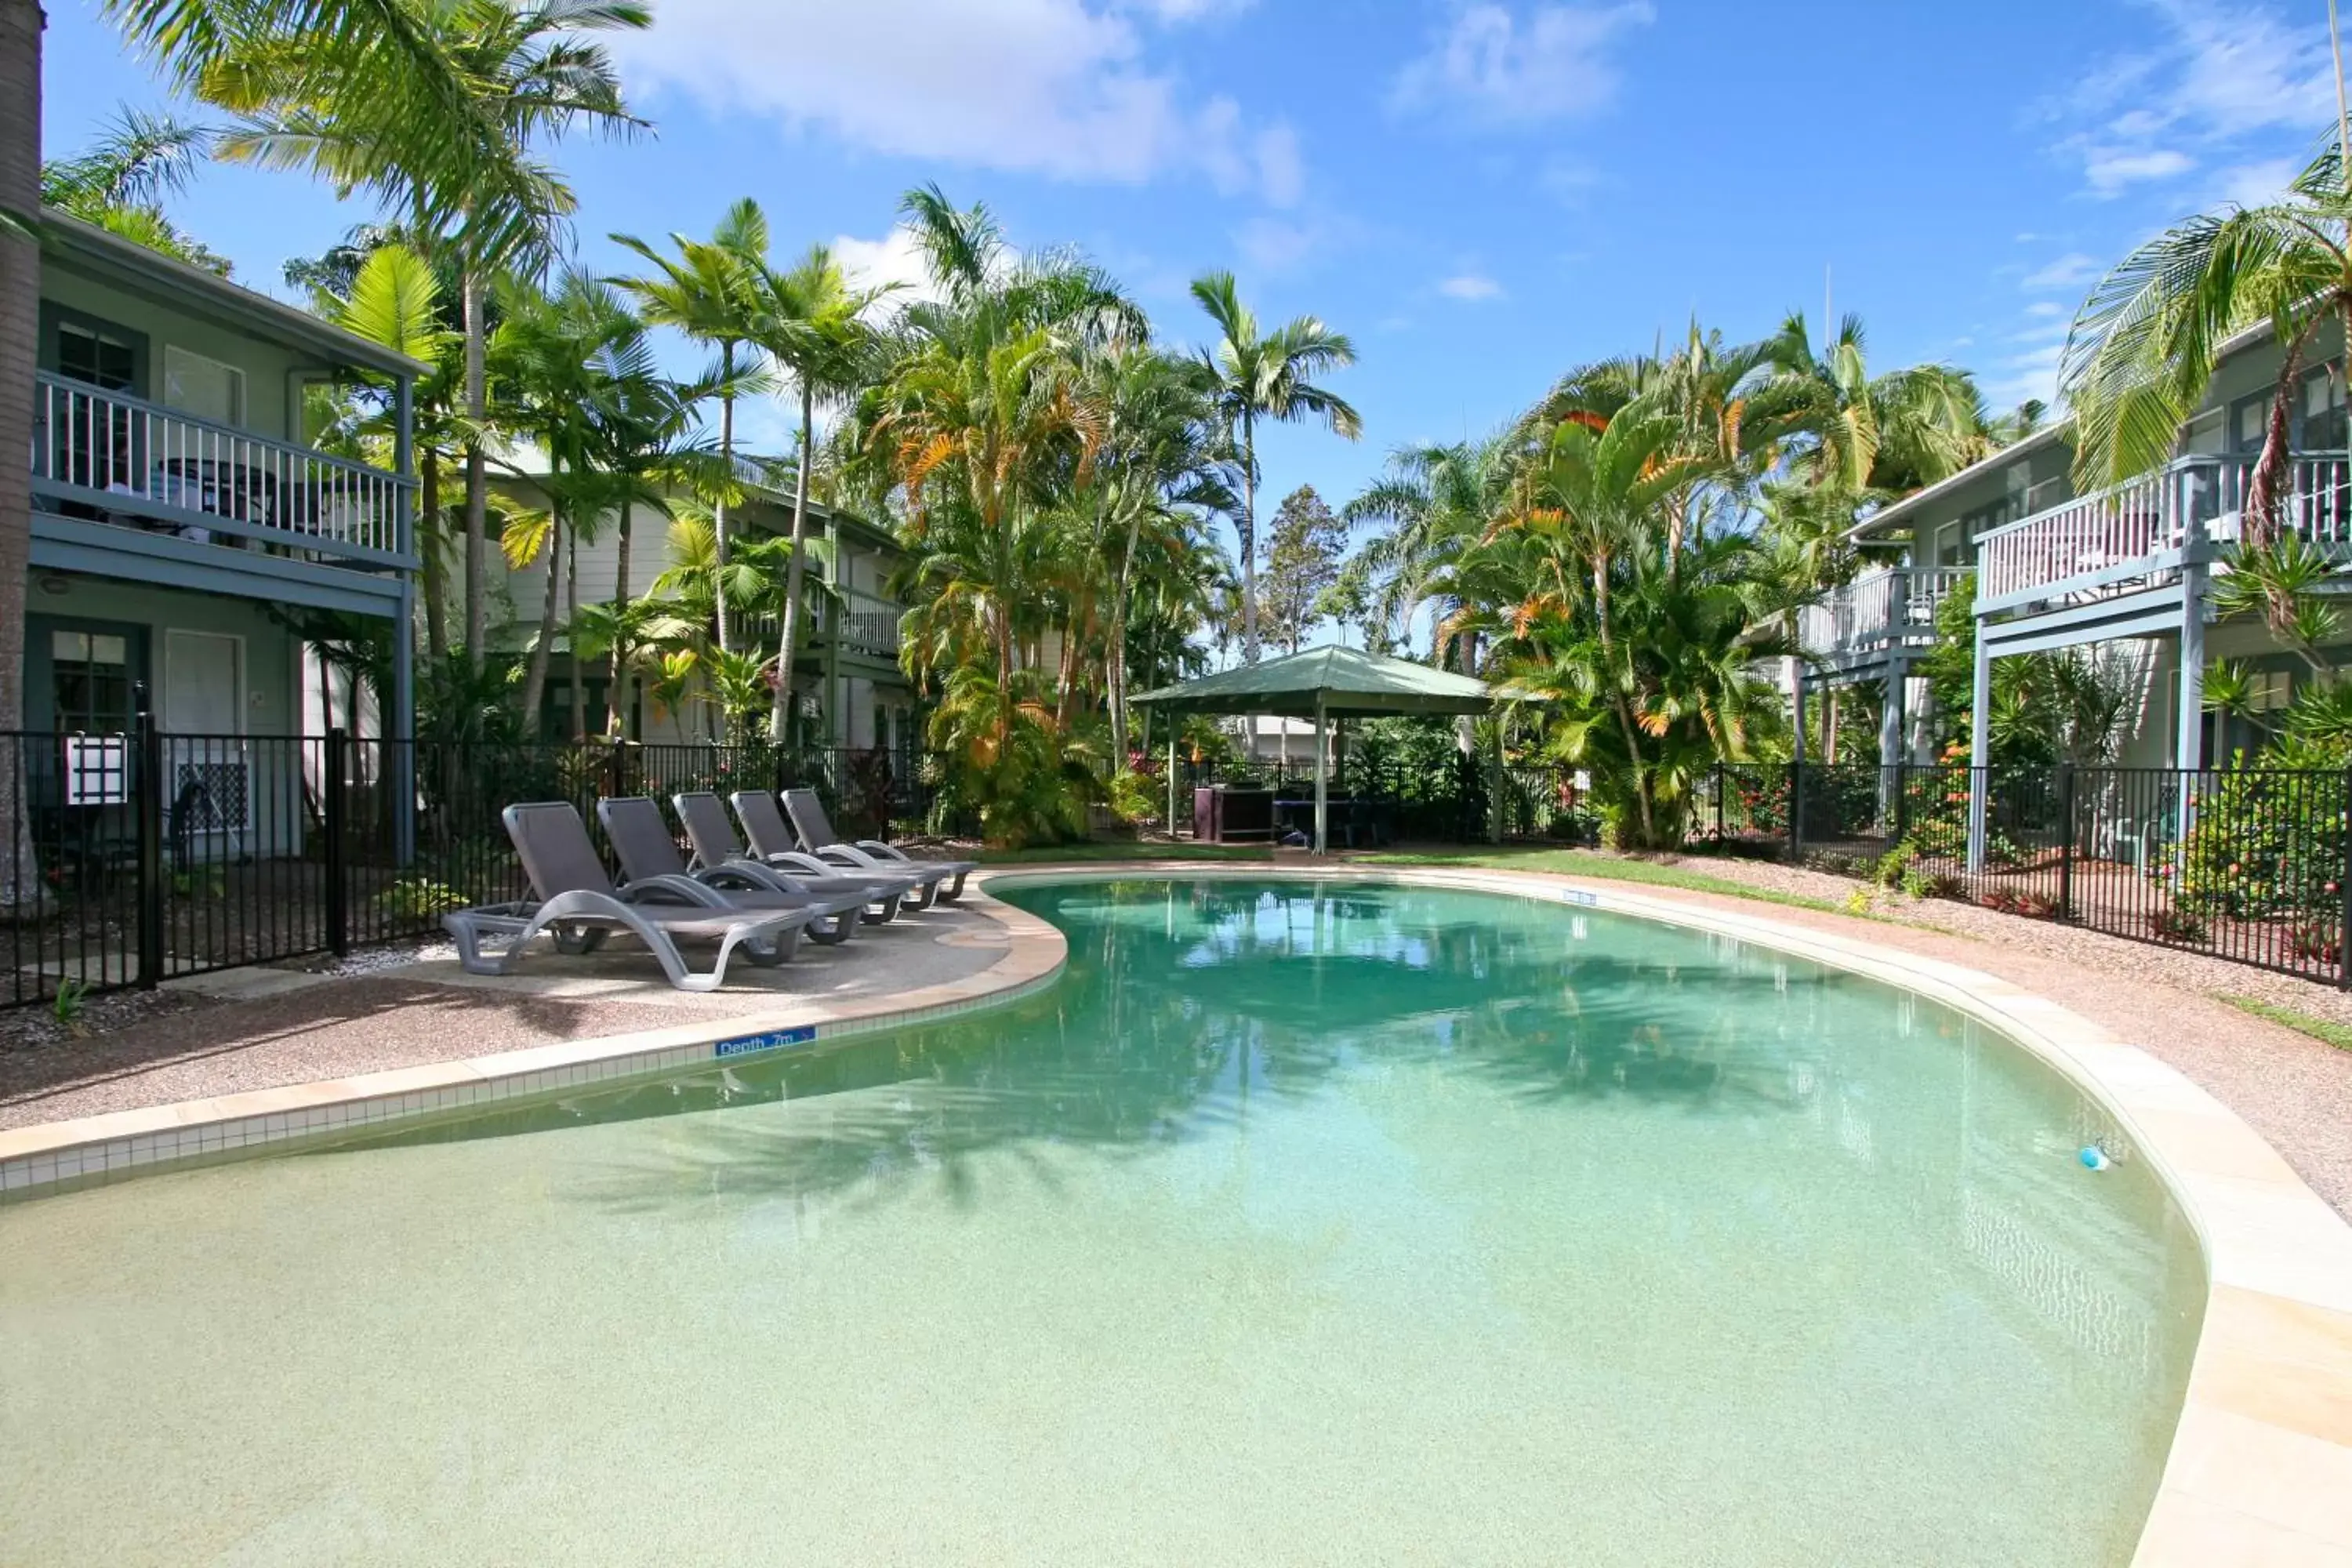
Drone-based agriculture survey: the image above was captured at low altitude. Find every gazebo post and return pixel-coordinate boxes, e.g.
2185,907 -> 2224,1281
1167,731 -> 1178,840
1314,693 -> 1328,855
1488,712 -> 1504,845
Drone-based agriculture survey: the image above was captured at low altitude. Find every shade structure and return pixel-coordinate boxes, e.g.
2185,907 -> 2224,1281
1130,644 -> 1495,720
1134,645 -> 1499,854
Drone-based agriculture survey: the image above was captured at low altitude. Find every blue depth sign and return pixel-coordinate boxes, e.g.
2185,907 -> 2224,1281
713,1025 -> 818,1060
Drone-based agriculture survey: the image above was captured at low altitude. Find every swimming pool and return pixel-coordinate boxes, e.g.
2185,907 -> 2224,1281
0,879 -> 2203,1565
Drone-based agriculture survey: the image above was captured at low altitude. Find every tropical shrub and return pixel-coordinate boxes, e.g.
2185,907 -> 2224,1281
2175,755 -> 2349,922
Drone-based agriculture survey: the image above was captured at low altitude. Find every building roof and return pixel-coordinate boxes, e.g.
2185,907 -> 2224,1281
1133,645 -> 1496,718
41,209 -> 427,379
1846,314 -> 2287,543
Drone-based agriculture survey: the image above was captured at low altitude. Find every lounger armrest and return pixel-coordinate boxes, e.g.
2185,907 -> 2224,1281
616,874 -> 735,910
855,839 -> 906,860
695,862 -> 806,895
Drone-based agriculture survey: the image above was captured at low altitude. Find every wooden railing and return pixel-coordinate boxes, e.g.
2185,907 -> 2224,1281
1799,567 -> 1964,658
1976,455 -> 2352,610
30,372 -> 411,564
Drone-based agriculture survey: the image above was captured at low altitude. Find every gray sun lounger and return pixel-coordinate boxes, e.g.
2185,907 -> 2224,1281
673,791 -> 910,921
443,801 -> 814,992
597,797 -> 871,946
782,786 -> 975,903
732,790 -> 956,909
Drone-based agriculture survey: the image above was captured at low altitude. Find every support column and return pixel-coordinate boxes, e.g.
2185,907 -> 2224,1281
1878,656 -> 1906,826
1312,695 -> 1328,855
392,581 -> 416,867
2176,575 -> 2207,771
1967,626 -> 1992,873
1789,657 -> 1806,766
1167,731 -> 1178,839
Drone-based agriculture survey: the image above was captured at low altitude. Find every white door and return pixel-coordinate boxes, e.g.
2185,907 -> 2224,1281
162,631 -> 249,851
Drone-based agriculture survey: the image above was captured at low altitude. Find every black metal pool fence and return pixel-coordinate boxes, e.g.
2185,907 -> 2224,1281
5,723 -> 2348,1007
1697,759 -> 2352,984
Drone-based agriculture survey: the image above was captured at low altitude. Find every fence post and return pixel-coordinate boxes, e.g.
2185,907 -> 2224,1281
1788,761 -> 1802,862
133,695 -> 163,990
2339,765 -> 2352,989
2056,762 -> 2075,924
324,728 -> 349,958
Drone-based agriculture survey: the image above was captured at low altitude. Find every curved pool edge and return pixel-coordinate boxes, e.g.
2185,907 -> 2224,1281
980,862 -> 2352,1567
0,887 -> 1068,1203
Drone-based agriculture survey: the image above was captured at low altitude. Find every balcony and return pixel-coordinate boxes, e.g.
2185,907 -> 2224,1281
745,586 -> 906,664
1975,454 -> 2352,616
1799,567 -> 1964,664
30,371 -> 414,571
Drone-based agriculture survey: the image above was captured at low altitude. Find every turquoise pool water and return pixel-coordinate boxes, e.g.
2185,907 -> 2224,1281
0,880 -> 2202,1566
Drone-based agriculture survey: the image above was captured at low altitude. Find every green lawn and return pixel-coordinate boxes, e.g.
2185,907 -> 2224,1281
2217,994 -> 2352,1052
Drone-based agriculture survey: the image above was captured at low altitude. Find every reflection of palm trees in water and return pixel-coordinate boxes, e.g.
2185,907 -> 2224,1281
349,881 -> 1831,1211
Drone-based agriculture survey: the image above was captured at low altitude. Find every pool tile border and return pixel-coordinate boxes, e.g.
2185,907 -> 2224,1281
0,889 -> 1066,1200
5,860 -> 2348,1566
979,862 -> 2352,1568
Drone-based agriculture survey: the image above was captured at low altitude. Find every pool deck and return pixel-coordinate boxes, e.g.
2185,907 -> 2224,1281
4,861 -> 2350,1566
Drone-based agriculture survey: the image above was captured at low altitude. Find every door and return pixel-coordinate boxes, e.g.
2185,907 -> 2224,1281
162,631 -> 249,855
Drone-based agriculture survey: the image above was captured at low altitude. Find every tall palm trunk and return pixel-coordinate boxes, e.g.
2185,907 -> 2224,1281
604,506 -> 633,739
769,382 -> 817,742
2247,328 -> 2310,547
713,345 -> 735,655
1109,504 -> 1146,758
462,267 -> 489,663
1240,409 -> 1260,662
419,449 -> 447,662
566,531 -> 584,742
0,0 -> 45,909
518,504 -> 562,720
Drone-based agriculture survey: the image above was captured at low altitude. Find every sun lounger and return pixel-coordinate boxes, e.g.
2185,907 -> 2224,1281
597,797 -> 870,945
442,801 -> 813,991
732,789 -> 959,909
780,786 -> 976,904
673,790 -> 910,922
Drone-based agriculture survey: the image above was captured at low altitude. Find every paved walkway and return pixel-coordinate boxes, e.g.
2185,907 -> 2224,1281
0,898 -> 1005,1131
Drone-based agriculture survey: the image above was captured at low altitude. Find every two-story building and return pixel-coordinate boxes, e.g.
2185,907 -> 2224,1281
488,471 -> 919,765
27,211 -> 420,858
1816,316 -> 2347,783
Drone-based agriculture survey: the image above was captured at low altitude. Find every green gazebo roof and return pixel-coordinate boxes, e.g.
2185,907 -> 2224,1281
1131,645 -> 1495,719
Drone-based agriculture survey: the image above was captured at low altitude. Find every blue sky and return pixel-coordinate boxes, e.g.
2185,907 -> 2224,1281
37,0 -> 2348,534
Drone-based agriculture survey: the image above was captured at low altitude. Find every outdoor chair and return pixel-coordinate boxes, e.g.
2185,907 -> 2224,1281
781,786 -> 977,903
731,790 -> 956,909
597,797 -> 869,946
442,801 -> 813,992
674,791 -> 909,922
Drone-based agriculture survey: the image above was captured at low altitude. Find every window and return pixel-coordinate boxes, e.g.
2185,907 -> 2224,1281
56,320 -> 136,392
2302,365 -> 2347,455
51,630 -> 135,733
2230,392 -> 2270,454
163,347 -> 246,427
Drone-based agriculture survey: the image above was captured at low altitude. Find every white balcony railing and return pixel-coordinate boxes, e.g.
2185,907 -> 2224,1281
1799,566 -> 1964,659
31,371 -> 412,564
1975,454 -> 2352,611
742,586 -> 906,661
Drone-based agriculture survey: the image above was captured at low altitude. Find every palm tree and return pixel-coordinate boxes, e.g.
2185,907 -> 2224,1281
1343,437 -> 1512,666
612,198 -> 773,655
205,0 -> 651,667
1189,270 -> 1359,662
750,242 -> 888,742
2061,136 -> 2352,536
1764,310 -> 1990,495
40,107 -> 227,271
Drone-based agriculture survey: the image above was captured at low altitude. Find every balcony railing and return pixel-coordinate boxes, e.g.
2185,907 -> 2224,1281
742,586 -> 906,662
1975,453 -> 2352,612
30,371 -> 412,566
1799,567 -> 1964,659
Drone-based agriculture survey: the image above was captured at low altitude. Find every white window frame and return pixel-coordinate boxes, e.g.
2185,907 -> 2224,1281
162,345 -> 248,428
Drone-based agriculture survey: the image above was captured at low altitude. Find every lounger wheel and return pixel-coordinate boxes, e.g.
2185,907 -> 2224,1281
553,924 -> 608,956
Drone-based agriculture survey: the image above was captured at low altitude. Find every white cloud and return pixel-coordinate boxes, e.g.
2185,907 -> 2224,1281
2024,301 -> 2066,318
2042,0 -> 2334,196
830,226 -> 944,310
2083,147 -> 2194,194
2022,252 -> 2102,291
1391,2 -> 1654,127
1438,271 -> 1504,301
1234,216 -> 1319,273
615,0 -> 1301,205
2212,155 -> 2299,206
